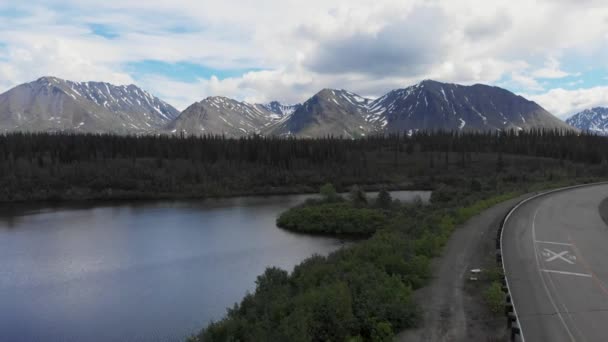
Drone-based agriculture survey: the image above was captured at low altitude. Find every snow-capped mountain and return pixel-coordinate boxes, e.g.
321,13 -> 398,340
566,107 -> 608,135
166,97 -> 292,137
368,80 -> 572,133
259,101 -> 301,119
266,89 -> 376,138
264,81 -> 572,137
0,76 -> 179,133
0,77 -> 573,137
64,79 -> 179,127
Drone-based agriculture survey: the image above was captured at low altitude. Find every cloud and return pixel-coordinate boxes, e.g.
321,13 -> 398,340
525,87 -> 608,119
303,5 -> 448,77
0,0 -> 606,110
532,56 -> 575,79
510,72 -> 544,91
464,10 -> 513,41
0,38 -> 134,92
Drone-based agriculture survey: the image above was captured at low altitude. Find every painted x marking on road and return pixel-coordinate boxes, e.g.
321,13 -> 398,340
544,248 -> 575,264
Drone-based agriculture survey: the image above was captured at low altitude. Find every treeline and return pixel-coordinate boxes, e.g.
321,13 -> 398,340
0,130 -> 607,201
2,129 -> 607,165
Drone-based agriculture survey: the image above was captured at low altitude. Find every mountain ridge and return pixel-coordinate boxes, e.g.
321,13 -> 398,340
0,77 -> 574,137
566,107 -> 608,135
0,76 -> 179,133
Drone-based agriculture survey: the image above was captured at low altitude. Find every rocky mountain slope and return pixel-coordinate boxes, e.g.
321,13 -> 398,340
259,101 -> 301,119
166,96 -> 293,137
368,80 -> 572,134
266,89 -> 376,138
0,77 -> 179,133
566,107 -> 608,135
264,80 -> 572,137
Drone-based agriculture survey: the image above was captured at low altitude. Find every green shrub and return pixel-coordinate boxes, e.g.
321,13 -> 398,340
277,203 -> 387,235
375,189 -> 392,209
371,321 -> 393,342
320,183 -> 341,202
484,281 -> 505,314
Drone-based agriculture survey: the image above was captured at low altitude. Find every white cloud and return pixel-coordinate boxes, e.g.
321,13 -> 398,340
0,0 -> 607,110
532,56 -> 574,79
510,72 -> 544,91
525,87 -> 608,119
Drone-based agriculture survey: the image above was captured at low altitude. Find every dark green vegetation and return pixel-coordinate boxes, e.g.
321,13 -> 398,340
484,282 -> 506,315
277,202 -> 387,236
3,131 -> 608,340
1,130 -> 608,202
276,186 -> 392,236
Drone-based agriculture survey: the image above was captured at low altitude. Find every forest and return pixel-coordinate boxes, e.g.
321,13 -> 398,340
0,129 -> 606,202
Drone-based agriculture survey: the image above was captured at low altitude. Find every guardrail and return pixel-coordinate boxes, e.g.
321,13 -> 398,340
496,181 -> 608,342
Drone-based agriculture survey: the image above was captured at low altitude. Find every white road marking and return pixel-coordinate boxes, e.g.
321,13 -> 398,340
544,249 -> 575,264
542,269 -> 592,278
536,240 -> 574,246
532,208 -> 578,342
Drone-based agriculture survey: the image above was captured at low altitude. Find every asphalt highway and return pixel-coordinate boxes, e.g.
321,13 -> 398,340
503,184 -> 608,342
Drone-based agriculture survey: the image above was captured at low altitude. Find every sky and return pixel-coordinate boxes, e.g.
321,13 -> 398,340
0,0 -> 607,118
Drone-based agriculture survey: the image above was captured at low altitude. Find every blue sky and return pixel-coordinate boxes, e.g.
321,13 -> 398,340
0,0 -> 607,117
89,24 -> 120,39
126,61 -> 262,83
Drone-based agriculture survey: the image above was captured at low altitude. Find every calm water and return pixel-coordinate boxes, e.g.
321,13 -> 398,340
0,191 -> 430,342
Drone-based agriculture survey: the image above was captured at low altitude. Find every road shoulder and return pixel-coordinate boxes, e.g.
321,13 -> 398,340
397,196 -> 528,341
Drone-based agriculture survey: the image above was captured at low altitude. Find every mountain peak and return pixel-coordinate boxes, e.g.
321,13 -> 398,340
566,107 -> 608,135
1,77 -> 179,133
169,96 -> 292,137
418,79 -> 438,85
367,79 -> 572,133
203,96 -> 233,102
316,88 -> 343,97
416,79 -> 460,89
35,76 -> 65,85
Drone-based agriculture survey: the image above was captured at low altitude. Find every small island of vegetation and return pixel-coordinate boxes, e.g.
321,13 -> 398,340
276,184 -> 395,236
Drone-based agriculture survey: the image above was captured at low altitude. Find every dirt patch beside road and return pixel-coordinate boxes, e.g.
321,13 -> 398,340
397,196 -> 530,342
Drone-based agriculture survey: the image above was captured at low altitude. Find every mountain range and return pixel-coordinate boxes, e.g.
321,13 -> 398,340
0,76 -> 576,137
566,107 -> 608,135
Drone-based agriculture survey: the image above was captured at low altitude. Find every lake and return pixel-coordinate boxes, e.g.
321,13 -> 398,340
0,191 -> 430,342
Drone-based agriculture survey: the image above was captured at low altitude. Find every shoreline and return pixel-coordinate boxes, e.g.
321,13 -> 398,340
0,182 -> 431,205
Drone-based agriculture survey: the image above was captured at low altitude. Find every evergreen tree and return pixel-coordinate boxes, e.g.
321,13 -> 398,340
375,189 -> 392,209
349,185 -> 368,207
320,183 -> 339,202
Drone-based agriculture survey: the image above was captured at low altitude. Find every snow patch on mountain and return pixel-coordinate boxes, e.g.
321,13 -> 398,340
566,107 -> 608,135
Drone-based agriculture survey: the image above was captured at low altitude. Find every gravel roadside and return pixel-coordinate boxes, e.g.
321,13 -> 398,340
396,196 -> 529,342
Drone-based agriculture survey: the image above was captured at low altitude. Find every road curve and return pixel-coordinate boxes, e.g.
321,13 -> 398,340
503,183 -> 608,342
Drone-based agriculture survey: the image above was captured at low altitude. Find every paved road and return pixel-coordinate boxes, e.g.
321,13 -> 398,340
503,184 -> 608,342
